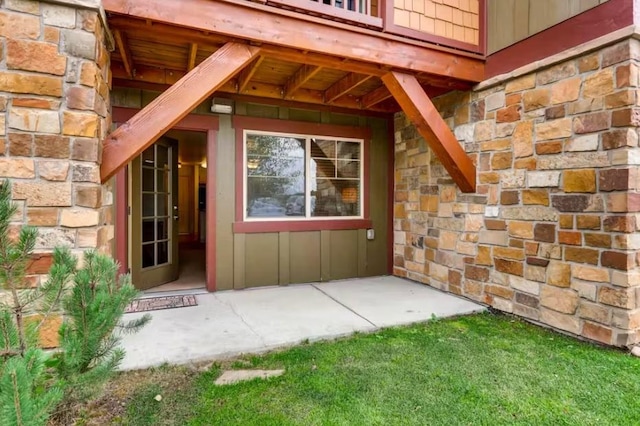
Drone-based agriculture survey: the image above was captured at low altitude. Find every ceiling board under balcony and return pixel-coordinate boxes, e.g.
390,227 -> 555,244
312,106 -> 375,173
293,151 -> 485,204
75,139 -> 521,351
107,15 -> 475,114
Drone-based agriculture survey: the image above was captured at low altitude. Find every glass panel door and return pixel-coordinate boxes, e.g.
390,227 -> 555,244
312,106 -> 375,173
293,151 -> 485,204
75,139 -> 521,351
130,137 -> 179,290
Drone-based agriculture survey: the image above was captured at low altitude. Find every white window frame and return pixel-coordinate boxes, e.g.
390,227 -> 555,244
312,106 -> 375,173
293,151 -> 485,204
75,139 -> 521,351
243,129 -> 364,222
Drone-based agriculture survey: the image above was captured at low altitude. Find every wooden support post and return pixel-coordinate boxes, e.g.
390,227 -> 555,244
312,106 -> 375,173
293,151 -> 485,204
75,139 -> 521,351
382,71 -> 476,193
101,42 -> 260,182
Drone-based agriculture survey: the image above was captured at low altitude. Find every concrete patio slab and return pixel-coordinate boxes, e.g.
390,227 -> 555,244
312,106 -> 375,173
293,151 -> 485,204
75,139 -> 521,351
215,284 -> 376,346
119,292 -> 265,370
119,277 -> 484,370
314,276 -> 485,327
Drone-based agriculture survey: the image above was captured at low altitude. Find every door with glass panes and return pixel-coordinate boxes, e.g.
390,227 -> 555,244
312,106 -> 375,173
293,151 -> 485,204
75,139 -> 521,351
130,138 -> 179,290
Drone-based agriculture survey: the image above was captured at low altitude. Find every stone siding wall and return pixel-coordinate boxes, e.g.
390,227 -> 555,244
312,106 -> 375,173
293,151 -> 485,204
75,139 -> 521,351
0,0 -> 112,346
394,38 -> 640,347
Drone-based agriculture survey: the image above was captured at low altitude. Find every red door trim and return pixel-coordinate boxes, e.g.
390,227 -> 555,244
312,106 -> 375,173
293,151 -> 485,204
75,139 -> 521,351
112,106 -> 220,291
115,167 -> 128,275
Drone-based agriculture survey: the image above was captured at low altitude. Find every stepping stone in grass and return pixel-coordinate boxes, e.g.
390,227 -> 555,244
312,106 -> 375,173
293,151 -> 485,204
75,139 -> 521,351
215,369 -> 285,385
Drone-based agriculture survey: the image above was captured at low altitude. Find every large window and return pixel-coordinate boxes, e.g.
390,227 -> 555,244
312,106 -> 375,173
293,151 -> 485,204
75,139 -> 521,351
244,130 -> 363,220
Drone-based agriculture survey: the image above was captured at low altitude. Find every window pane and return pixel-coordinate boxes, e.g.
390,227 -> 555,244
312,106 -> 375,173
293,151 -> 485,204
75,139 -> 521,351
311,179 -> 360,217
311,139 -> 335,159
142,146 -> 154,165
157,241 -> 168,265
156,145 -> 168,168
142,219 -> 155,243
156,219 -> 168,240
247,156 -> 304,178
246,134 -> 304,158
142,167 -> 154,191
337,141 -> 360,159
337,160 -> 359,179
142,194 -> 155,217
312,159 -> 336,179
142,243 -> 155,268
156,193 -> 168,217
246,134 -> 305,218
156,169 -> 167,192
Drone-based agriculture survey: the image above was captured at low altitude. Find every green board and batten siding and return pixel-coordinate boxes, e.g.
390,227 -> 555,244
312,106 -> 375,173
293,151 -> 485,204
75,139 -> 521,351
111,89 -> 391,290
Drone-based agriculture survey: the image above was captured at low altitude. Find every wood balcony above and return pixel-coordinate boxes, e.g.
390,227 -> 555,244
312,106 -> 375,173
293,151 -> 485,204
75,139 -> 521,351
105,0 -> 485,115
103,0 -> 483,190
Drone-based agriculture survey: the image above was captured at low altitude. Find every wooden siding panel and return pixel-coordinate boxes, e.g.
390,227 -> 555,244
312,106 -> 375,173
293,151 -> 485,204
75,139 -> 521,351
245,233 -> 280,287
217,115 -> 235,290
290,232 -> 322,283
488,0 -> 610,54
330,230 -> 359,280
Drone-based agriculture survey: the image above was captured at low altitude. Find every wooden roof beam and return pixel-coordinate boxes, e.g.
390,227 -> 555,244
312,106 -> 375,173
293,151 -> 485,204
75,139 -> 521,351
359,85 -> 392,109
101,42 -> 260,182
237,55 -> 264,93
381,71 -> 476,193
324,73 -> 372,104
111,61 -> 397,112
284,64 -> 322,99
113,29 -> 134,78
103,0 -> 484,82
187,43 -> 198,70
108,18 -> 385,77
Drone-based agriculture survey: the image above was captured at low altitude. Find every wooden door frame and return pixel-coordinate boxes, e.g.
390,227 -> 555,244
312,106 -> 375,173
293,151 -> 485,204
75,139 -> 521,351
113,106 -> 220,291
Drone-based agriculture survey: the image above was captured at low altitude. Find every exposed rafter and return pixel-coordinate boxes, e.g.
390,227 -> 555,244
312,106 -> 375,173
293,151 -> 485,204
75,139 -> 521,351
324,73 -> 372,104
111,62 -> 396,112
101,43 -> 261,182
237,55 -> 264,93
113,29 -> 134,78
284,64 -> 322,99
107,18 -> 473,94
382,71 -> 476,193
187,43 -> 198,70
359,85 -> 392,109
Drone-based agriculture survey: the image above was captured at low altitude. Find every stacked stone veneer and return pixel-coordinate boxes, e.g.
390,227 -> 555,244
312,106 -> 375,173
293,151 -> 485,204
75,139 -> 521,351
0,0 -> 112,347
394,37 -> 640,347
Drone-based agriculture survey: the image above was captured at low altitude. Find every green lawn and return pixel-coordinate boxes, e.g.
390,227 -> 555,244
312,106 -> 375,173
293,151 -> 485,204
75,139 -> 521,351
84,313 -> 640,425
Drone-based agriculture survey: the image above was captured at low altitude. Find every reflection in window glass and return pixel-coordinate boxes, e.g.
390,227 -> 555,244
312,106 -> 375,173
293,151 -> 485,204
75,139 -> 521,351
245,132 -> 362,219
246,134 -> 305,218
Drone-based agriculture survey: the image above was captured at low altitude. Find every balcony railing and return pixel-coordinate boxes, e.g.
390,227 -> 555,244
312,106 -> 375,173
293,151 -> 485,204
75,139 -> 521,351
265,0 -> 484,54
267,0 -> 383,28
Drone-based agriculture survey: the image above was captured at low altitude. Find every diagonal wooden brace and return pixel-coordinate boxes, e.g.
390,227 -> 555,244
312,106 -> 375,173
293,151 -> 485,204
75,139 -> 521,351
101,42 -> 261,182
382,71 -> 476,193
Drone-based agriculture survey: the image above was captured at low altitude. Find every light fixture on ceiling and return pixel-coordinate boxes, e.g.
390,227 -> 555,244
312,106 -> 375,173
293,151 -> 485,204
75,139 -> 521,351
201,160 -> 207,169
210,97 -> 233,114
